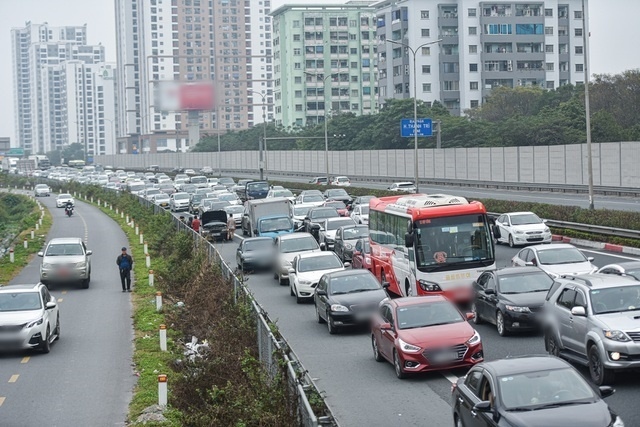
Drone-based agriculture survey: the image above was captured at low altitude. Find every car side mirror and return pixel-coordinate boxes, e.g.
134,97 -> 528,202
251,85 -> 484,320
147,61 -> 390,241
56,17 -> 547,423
473,401 -> 492,412
316,289 -> 326,296
466,312 -> 475,320
45,301 -> 57,310
599,386 -> 615,398
587,257 -> 595,262
525,261 -> 536,267
571,306 -> 586,317
86,250 -> 92,256
484,288 -> 496,295
344,262 -> 351,268
38,251 -> 44,257
320,243 -> 326,251
379,322 -> 392,330
492,225 -> 501,239
404,232 -> 414,248
382,281 -> 390,289
288,268 -> 295,274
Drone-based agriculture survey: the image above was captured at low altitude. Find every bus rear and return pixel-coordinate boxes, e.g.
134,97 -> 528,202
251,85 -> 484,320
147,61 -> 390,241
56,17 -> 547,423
369,194 -> 495,303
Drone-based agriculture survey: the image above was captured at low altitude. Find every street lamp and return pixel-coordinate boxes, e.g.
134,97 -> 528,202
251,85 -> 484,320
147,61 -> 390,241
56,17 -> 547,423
581,0 -> 595,210
248,90 -> 268,180
386,38 -> 442,193
304,71 -> 336,184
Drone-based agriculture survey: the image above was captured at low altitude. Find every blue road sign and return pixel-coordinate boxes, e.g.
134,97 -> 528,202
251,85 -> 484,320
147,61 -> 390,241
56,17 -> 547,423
401,118 -> 433,137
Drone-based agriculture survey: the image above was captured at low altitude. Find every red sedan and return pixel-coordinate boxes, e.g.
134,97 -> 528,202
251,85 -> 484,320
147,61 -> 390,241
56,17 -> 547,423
351,238 -> 372,272
371,296 -> 483,379
323,200 -> 349,216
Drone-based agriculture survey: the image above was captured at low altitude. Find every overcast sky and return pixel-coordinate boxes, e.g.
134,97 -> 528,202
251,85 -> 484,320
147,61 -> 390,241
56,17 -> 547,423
1,0 -> 639,143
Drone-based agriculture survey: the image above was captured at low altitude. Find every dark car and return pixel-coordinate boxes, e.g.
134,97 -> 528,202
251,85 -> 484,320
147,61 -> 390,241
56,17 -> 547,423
189,194 -> 205,214
334,225 -> 369,262
323,188 -> 352,204
351,238 -> 372,272
303,207 -> 340,238
171,167 -> 185,173
236,237 -> 275,273
313,270 -> 388,334
471,267 -> 553,336
452,355 -> 622,427
348,195 -> 375,211
200,210 -> 229,242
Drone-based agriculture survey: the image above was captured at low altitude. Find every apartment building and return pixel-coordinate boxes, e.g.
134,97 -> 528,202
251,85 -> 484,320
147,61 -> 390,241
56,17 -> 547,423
374,0 -> 589,116
271,2 -> 379,129
11,22 -> 115,155
114,0 -> 273,154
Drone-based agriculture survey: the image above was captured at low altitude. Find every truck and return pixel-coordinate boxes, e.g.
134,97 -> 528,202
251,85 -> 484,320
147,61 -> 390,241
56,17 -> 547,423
29,155 -> 51,170
237,180 -> 269,202
241,197 -> 294,238
1,157 -> 18,173
16,159 -> 36,175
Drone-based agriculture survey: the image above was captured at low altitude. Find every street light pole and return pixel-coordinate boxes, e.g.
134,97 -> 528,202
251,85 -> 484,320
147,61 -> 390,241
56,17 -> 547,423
582,0 -> 595,210
304,71 -> 335,184
248,90 -> 269,180
386,39 -> 442,194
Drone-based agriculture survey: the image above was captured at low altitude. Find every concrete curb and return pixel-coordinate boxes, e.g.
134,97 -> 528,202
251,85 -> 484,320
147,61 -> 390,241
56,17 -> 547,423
552,234 -> 640,256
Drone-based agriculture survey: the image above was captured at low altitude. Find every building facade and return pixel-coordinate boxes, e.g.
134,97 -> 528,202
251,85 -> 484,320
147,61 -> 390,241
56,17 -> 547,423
114,0 -> 273,154
374,0 -> 589,116
271,2 -> 379,129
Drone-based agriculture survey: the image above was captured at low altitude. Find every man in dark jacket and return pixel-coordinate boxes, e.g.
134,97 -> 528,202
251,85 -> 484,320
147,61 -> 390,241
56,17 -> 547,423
116,247 -> 134,292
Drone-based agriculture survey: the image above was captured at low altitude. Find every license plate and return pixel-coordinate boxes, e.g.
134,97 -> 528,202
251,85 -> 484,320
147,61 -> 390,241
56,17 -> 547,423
58,268 -> 70,276
355,311 -> 372,321
432,352 -> 458,362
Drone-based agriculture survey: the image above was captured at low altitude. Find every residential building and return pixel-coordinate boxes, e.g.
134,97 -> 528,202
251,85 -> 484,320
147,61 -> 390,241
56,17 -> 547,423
0,137 -> 10,153
114,0 -> 273,154
271,2 -> 379,129
374,0 -> 589,116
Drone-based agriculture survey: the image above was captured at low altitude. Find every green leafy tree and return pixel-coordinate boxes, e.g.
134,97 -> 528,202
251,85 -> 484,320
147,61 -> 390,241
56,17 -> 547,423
61,143 -> 85,163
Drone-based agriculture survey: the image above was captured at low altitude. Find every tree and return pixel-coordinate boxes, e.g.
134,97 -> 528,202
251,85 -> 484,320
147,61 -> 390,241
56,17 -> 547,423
61,143 -> 85,163
46,150 -> 62,166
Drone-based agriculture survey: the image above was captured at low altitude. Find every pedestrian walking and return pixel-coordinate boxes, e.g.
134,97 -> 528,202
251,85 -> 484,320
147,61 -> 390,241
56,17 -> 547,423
116,247 -> 134,292
191,215 -> 201,233
227,213 -> 236,241
187,215 -> 193,228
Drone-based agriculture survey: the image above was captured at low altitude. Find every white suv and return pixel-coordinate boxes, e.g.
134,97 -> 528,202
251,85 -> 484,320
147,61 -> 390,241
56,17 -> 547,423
39,237 -> 92,288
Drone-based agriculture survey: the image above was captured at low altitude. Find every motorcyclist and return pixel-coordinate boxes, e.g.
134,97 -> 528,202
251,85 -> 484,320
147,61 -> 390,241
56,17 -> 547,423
65,201 -> 74,216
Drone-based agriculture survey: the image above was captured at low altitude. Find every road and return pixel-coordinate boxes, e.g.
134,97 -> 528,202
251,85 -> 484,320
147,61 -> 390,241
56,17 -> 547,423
236,172 -> 640,212
0,195 -> 136,426
211,236 -> 640,427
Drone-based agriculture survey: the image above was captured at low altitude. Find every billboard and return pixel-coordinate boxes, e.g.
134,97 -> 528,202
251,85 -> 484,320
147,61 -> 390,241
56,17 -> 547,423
155,81 -> 215,111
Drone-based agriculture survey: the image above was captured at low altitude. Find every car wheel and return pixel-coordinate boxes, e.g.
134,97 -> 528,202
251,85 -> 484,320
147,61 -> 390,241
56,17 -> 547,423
278,274 -> 287,286
81,275 -> 90,289
327,312 -> 338,335
40,326 -> 51,354
508,234 -> 515,248
315,304 -> 326,324
393,350 -> 407,379
545,331 -> 560,357
496,311 -> 508,336
471,302 -> 482,325
54,314 -> 61,340
455,414 -> 464,427
372,336 -> 384,362
295,293 -> 304,304
290,283 -> 295,296
589,345 -> 615,385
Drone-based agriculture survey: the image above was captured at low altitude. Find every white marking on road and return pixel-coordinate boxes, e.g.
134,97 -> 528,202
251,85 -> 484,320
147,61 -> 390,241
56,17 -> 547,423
20,357 -> 29,364
61,291 -> 67,295
0,397 -> 5,406
441,372 -> 458,384
76,206 -> 89,243
581,249 -> 640,261
8,375 -> 19,383
57,298 -> 63,303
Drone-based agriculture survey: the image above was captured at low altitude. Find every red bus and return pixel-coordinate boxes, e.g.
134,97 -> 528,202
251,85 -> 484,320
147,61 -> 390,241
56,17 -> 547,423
368,194 -> 495,303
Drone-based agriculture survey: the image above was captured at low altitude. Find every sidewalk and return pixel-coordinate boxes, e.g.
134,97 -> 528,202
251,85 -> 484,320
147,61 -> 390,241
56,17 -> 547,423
552,234 -> 640,256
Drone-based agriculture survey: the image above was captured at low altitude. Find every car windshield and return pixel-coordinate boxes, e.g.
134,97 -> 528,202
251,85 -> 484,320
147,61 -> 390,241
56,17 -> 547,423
274,190 -> 294,198
304,195 -> 324,203
130,184 -> 145,191
218,194 -> 237,201
248,182 -> 269,192
0,292 -> 42,312
155,195 -> 169,201
35,184 -> 48,189
45,244 -> 84,256
261,217 -> 293,233
280,236 -> 319,253
537,248 -> 586,265
244,240 -> 274,251
499,368 -> 595,410
293,206 -> 311,217
396,301 -> 464,329
190,177 -> 207,184
343,226 -> 369,240
298,255 -> 343,272
590,285 -> 640,314
359,206 -> 370,214
498,272 -> 553,294
219,178 -> 235,185
191,195 -> 203,203
326,201 -> 346,209
58,193 -> 72,199
311,208 -> 339,220
329,273 -> 381,294
159,184 -> 174,190
224,206 -> 244,214
146,190 -> 161,196
413,214 -> 495,271
510,213 -> 543,225
327,189 -> 348,197
326,219 -> 356,231
174,194 -> 190,200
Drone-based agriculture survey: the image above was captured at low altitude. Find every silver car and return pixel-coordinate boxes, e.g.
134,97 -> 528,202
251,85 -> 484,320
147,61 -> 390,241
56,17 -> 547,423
0,283 -> 60,353
511,243 -> 597,278
34,184 -> 51,197
38,237 -> 92,288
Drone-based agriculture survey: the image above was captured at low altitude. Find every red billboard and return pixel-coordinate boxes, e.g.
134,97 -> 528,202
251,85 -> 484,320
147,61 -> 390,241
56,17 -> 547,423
155,81 -> 215,111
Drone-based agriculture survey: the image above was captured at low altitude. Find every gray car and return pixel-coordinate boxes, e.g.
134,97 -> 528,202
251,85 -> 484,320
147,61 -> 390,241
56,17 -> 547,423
542,273 -> 640,385
38,237 -> 92,288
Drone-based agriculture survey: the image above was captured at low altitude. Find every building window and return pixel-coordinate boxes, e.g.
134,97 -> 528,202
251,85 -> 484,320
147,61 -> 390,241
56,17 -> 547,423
575,46 -> 583,54
421,65 -> 431,74
469,63 -> 478,72
421,46 -> 431,55
546,62 -> 554,71
293,48 -> 301,55
545,8 -> 553,17
470,100 -> 479,108
575,28 -> 583,37
546,81 -> 555,89
544,26 -> 553,35
470,81 -> 479,90
295,90 -> 302,98
469,26 -> 477,35
293,34 -> 300,41
545,44 -> 554,53
294,63 -> 301,69
420,10 -> 429,19
293,20 -> 300,28
469,45 -> 477,54
294,76 -> 302,83
576,64 -> 584,72
295,104 -> 302,111
468,8 -> 476,17
422,83 -> 431,92
421,28 -> 430,37
574,10 -> 583,19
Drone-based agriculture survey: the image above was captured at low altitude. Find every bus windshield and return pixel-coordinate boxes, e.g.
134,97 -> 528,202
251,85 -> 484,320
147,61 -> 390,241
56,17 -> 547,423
414,214 -> 494,272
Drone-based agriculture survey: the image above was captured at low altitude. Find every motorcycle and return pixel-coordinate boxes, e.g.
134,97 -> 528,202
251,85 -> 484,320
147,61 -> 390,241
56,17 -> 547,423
65,206 -> 74,217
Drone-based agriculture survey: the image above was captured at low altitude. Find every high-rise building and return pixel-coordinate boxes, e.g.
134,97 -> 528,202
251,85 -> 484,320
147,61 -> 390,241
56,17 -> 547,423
374,0 -> 589,116
271,2 -> 379,129
11,22 -> 116,156
114,0 -> 273,154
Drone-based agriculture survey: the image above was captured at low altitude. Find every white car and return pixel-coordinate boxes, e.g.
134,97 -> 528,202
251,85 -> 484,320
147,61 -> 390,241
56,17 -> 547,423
511,243 -> 597,278
295,191 -> 325,207
387,182 -> 416,193
331,176 -> 351,186
350,204 -> 369,225
0,283 -> 60,353
55,193 -> 75,207
493,211 -> 552,247
217,192 -> 242,205
319,217 -> 357,251
184,169 -> 196,175
170,192 -> 191,212
289,252 -> 347,303
34,184 -> 51,197
224,205 -> 244,226
274,232 -> 321,285
267,188 -> 296,203
291,203 -> 315,231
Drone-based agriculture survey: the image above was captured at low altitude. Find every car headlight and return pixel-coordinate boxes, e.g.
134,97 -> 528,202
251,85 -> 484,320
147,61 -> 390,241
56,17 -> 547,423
514,230 -> 524,235
298,279 -> 313,285
418,280 -> 441,292
42,263 -> 52,269
543,227 -> 550,233
604,330 -> 631,342
466,330 -> 481,345
610,416 -> 624,427
505,305 -> 531,313
398,338 -> 421,353
75,262 -> 87,268
330,304 -> 349,312
27,318 -> 44,328
282,260 -> 292,267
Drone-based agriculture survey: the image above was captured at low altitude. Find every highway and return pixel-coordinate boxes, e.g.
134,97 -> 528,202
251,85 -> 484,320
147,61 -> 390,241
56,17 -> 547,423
0,195 -> 135,426
211,236 -> 640,426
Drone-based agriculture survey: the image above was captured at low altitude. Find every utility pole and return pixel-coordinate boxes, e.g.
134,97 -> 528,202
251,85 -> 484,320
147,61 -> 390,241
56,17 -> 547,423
582,0 -> 595,210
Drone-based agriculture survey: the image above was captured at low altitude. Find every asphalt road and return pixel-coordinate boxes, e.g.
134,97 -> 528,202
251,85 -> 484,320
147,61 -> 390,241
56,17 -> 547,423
211,235 -> 640,427
0,194 -> 136,426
